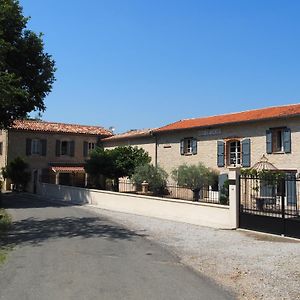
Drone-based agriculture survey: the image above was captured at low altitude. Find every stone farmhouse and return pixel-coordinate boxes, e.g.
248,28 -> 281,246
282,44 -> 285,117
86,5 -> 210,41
1,103 -> 300,192
0,120 -> 112,192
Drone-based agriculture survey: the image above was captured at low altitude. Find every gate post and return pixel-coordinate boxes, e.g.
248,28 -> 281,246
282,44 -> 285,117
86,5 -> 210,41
228,168 -> 241,229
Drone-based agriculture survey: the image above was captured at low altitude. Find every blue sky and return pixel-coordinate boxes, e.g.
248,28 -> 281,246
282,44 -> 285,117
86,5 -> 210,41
21,0 -> 300,133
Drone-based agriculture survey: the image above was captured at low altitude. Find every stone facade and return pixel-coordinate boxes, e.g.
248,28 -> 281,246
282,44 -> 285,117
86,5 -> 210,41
1,126 -> 110,192
103,136 -> 156,164
156,117 -> 300,176
102,116 -> 300,183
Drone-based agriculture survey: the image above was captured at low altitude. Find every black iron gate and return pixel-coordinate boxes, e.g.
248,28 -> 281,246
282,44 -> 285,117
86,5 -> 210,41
239,174 -> 300,239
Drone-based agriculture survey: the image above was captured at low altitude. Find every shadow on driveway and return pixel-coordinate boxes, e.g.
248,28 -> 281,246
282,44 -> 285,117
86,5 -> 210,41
0,193 -> 144,248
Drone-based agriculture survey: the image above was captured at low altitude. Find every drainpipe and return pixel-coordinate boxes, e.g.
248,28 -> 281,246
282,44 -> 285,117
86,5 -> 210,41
154,134 -> 158,168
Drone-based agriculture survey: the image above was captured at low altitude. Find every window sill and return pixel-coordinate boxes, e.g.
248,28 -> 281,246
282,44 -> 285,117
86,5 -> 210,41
270,151 -> 286,155
183,153 -> 193,156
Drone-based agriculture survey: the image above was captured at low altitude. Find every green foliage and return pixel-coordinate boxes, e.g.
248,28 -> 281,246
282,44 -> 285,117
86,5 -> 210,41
84,146 -> 151,190
84,147 -> 113,188
0,208 -> 11,234
172,163 -> 218,191
0,208 -> 12,264
132,164 -> 168,195
2,157 -> 31,191
0,0 -> 56,128
219,180 -> 229,205
109,146 -> 151,179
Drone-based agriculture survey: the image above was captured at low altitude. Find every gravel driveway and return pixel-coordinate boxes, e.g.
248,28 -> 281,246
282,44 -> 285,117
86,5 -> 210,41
83,205 -> 300,300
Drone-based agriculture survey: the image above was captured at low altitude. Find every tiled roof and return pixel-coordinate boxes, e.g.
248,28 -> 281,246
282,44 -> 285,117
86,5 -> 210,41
154,104 -> 300,133
11,120 -> 113,136
102,128 -> 155,141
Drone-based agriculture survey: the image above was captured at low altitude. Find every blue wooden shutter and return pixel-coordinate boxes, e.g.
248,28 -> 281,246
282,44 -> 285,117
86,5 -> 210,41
55,140 -> 61,157
283,128 -> 291,153
266,130 -> 272,154
41,139 -> 47,156
180,139 -> 184,155
26,139 -> 32,156
192,139 -> 197,155
83,141 -> 88,157
242,139 -> 251,167
286,175 -> 297,205
70,141 -> 75,157
217,141 -> 225,167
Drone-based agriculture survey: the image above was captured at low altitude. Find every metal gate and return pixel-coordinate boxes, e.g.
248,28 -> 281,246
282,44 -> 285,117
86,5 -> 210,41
239,174 -> 300,239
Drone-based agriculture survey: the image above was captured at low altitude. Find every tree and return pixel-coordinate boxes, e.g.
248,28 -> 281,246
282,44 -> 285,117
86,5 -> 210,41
84,148 -> 113,188
84,146 -> 151,191
132,164 -> 168,195
2,157 -> 31,191
0,0 -> 56,129
172,163 -> 218,201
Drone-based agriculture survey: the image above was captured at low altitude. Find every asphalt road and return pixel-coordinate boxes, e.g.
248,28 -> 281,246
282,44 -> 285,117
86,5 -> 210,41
0,193 -> 233,300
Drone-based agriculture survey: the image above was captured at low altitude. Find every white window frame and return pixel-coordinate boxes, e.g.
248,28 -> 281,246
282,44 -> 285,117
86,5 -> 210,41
184,138 -> 193,155
228,140 -> 241,166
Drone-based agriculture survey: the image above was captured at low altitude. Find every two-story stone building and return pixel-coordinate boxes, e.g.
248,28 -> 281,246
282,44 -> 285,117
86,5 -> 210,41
0,120 -> 112,192
103,104 -> 300,181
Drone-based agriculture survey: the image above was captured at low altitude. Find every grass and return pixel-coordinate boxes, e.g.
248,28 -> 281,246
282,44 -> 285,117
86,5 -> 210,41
0,207 -> 12,264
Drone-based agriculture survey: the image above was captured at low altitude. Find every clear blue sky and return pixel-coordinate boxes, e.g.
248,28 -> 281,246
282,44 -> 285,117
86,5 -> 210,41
21,0 -> 300,133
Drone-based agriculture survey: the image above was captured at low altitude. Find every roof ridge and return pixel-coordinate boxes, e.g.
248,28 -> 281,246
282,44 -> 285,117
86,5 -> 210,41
178,103 -> 300,122
16,119 -> 107,130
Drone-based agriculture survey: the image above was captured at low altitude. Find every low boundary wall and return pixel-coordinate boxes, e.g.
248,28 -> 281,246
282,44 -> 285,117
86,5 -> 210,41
38,169 -> 240,229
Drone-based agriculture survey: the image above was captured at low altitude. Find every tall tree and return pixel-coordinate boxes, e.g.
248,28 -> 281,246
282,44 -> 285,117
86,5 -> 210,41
0,0 -> 56,128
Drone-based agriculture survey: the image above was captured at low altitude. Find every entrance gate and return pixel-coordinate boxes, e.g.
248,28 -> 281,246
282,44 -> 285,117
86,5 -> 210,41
239,174 -> 300,239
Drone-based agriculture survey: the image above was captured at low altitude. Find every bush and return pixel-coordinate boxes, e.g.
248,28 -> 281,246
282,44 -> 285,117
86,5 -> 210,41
2,157 -> 31,191
132,164 -> 168,195
172,163 -> 218,191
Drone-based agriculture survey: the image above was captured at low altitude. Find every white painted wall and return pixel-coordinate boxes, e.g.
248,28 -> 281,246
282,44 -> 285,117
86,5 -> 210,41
37,179 -> 239,229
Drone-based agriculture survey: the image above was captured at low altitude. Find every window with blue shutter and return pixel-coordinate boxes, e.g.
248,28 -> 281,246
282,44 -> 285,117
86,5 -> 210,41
180,139 -> 184,155
267,127 -> 291,154
180,138 -> 197,155
217,141 -> 225,167
241,139 -> 251,167
266,130 -> 272,154
192,139 -> 197,155
283,128 -> 291,153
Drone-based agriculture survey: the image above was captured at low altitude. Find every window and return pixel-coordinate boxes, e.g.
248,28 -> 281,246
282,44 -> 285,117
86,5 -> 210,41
272,128 -> 284,152
56,140 -> 75,157
61,141 -> 70,155
180,138 -> 197,155
88,142 -> 96,152
227,140 -> 241,166
26,139 -> 47,156
31,139 -> 40,154
266,128 -> 291,154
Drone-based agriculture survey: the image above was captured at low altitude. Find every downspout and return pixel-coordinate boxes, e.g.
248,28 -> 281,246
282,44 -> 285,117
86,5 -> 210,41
150,130 -> 158,168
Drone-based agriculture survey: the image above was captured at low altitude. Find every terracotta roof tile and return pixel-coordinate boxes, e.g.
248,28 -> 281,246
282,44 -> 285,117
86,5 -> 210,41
11,120 -> 113,136
154,104 -> 300,133
102,128 -> 155,141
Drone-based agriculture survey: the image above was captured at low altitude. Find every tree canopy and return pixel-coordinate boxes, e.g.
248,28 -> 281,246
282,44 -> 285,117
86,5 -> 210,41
0,0 -> 56,128
2,156 -> 31,191
84,146 -> 151,190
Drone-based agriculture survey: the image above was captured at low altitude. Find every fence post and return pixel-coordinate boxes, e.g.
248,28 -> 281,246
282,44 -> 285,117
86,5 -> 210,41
228,167 -> 241,229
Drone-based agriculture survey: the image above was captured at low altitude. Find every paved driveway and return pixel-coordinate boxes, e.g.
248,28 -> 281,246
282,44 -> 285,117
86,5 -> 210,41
0,194 -> 233,300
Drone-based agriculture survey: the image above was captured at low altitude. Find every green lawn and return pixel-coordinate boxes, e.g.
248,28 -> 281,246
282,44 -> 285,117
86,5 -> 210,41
0,208 -> 12,264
